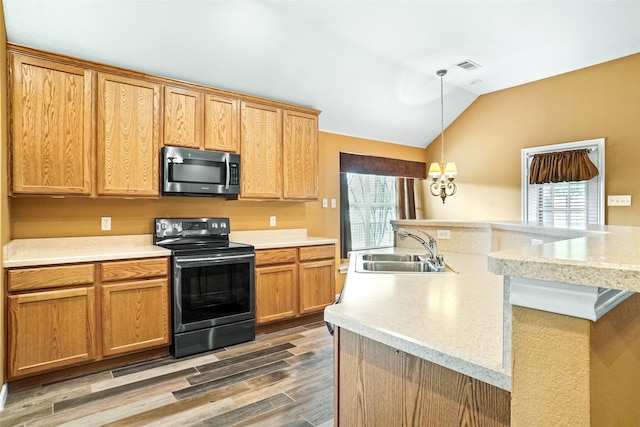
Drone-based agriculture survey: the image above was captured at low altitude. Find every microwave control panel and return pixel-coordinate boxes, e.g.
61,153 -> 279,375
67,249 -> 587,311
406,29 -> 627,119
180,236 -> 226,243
229,163 -> 239,185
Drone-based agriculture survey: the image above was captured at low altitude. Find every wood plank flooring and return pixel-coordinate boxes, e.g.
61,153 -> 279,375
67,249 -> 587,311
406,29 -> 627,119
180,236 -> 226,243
1,322 -> 334,427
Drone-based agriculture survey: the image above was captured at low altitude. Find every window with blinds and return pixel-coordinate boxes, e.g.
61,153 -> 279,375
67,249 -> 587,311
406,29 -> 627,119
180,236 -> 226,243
522,138 -> 605,226
346,172 -> 398,250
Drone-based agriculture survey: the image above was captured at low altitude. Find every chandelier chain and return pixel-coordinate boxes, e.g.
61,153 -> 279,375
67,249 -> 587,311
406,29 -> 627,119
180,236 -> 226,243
440,70 -> 445,165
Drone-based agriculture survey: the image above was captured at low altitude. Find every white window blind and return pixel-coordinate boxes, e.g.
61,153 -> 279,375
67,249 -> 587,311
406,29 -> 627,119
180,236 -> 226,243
522,139 -> 604,226
347,172 -> 397,250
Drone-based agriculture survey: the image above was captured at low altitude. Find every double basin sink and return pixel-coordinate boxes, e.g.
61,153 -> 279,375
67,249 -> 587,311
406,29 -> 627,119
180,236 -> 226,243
354,253 -> 457,274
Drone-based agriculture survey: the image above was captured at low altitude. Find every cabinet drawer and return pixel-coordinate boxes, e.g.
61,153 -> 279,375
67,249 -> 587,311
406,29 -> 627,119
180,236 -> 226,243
255,248 -> 297,266
298,244 -> 335,262
101,257 -> 169,282
8,263 -> 95,292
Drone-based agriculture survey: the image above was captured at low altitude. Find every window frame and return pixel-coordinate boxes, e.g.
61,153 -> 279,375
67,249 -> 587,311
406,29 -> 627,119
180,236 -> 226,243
521,138 -> 605,226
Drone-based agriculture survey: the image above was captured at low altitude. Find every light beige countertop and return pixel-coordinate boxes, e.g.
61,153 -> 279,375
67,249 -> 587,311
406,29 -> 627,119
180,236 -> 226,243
229,228 -> 337,250
3,235 -> 171,268
487,224 -> 640,292
3,228 -> 338,268
324,247 -> 510,391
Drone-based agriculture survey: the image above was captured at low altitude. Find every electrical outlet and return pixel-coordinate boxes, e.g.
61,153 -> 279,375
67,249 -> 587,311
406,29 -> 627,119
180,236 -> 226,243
607,195 -> 631,206
437,229 -> 450,239
331,198 -> 337,208
270,216 -> 276,227
101,217 -> 111,231
322,198 -> 328,208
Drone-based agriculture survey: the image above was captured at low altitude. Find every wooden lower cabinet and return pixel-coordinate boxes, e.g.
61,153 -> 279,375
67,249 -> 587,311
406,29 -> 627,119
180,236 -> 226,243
6,257 -> 170,381
336,329 -> 511,426
101,278 -> 169,357
255,244 -> 335,325
7,287 -> 96,379
255,264 -> 297,324
298,259 -> 335,315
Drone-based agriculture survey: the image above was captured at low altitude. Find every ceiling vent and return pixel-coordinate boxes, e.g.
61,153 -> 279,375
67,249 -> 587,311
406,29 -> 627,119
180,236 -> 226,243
456,60 -> 482,71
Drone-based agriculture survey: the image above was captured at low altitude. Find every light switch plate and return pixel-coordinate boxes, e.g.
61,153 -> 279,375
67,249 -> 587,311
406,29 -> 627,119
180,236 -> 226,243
331,198 -> 337,208
607,195 -> 631,206
322,198 -> 328,208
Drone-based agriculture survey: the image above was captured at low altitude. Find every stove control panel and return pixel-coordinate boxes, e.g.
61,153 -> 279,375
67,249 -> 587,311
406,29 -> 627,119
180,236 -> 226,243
154,217 -> 230,237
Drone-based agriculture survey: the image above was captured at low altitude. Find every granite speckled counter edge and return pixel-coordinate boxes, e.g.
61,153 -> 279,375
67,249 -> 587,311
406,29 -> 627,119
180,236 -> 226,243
3,235 -> 171,268
229,228 -> 337,249
3,229 -> 338,268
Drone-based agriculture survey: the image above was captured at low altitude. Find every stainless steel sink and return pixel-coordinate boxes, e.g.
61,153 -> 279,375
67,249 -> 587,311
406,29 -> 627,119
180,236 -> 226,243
360,253 -> 423,262
354,254 -> 457,274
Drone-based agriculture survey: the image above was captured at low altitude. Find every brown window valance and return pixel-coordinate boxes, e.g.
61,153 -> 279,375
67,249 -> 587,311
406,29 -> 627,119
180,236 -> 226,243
340,152 -> 426,179
529,149 -> 599,184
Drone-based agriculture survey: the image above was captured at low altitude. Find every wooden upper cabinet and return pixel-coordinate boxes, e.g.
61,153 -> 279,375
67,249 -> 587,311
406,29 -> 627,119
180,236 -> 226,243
240,101 -> 282,199
283,110 -> 319,200
10,53 -> 93,196
163,85 -> 203,149
204,94 -> 239,152
96,73 -> 160,197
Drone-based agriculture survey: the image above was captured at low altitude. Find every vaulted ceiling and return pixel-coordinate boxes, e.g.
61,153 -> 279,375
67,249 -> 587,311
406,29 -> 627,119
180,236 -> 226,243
4,1 -> 640,148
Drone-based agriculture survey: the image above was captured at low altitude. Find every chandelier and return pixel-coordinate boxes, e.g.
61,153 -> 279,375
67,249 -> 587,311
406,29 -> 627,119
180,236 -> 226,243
428,69 -> 457,204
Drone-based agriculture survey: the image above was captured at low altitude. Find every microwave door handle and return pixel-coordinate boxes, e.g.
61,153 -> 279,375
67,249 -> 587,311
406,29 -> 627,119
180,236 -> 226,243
225,157 -> 230,190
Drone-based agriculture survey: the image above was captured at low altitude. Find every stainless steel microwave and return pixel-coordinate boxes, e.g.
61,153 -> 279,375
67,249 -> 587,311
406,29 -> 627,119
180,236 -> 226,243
161,146 -> 241,198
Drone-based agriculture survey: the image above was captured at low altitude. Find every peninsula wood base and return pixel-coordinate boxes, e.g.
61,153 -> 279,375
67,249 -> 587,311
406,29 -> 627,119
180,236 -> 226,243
334,328 -> 510,426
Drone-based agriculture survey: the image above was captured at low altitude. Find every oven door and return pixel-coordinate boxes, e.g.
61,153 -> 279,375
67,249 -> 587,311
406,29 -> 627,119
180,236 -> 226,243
172,252 -> 255,334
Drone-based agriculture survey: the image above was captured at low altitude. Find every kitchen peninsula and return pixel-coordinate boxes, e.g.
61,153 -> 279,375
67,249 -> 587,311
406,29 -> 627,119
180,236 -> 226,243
325,220 -> 640,426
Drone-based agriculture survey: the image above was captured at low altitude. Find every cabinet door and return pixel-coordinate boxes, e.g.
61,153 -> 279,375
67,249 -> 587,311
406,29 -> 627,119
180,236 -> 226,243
298,259 -> 335,315
283,110 -> 319,200
204,94 -> 239,152
8,287 -> 96,379
255,264 -> 297,324
163,86 -> 203,149
97,73 -> 160,197
101,279 -> 169,357
240,101 -> 282,199
10,54 -> 93,196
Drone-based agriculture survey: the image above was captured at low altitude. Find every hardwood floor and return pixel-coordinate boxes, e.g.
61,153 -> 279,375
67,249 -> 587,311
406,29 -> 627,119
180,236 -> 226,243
1,322 -> 334,427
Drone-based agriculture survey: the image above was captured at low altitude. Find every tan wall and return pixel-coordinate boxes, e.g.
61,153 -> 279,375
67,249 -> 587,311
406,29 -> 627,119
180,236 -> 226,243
424,53 -> 640,226
512,295 -> 640,425
0,0 -> 8,388
511,306 -> 591,426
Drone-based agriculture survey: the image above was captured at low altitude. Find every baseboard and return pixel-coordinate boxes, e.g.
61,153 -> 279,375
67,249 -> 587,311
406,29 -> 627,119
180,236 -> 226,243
0,382 -> 8,411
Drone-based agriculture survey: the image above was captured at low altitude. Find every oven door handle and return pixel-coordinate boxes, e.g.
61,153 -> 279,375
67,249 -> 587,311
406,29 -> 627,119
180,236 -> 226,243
175,253 -> 254,266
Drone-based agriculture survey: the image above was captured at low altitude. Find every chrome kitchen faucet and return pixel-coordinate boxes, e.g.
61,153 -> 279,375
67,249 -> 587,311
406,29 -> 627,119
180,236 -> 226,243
395,228 -> 445,272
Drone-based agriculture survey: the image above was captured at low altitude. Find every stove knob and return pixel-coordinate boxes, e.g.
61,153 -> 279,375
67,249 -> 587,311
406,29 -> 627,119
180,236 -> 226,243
221,223 -> 227,229
212,223 -> 218,229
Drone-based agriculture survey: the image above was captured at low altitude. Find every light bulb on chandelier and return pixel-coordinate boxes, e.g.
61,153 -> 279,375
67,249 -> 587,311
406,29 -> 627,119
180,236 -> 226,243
429,69 -> 457,204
